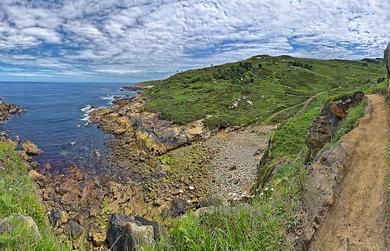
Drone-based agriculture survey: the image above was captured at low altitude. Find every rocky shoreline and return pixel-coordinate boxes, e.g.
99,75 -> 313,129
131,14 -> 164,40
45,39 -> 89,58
0,89 -> 277,250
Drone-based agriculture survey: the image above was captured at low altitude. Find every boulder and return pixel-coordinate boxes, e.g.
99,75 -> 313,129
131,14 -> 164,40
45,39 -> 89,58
329,101 -> 347,119
106,214 -> 161,251
92,231 -> 106,247
48,209 -> 68,228
22,141 -> 43,156
0,214 -> 41,241
164,198 -> 187,218
64,220 -> 83,239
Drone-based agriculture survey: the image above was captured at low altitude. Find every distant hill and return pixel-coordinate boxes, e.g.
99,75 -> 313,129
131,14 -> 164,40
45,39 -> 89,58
141,55 -> 385,128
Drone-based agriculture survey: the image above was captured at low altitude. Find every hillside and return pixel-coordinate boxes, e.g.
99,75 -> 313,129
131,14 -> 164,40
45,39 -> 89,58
142,56 -> 385,128
0,54 -> 388,250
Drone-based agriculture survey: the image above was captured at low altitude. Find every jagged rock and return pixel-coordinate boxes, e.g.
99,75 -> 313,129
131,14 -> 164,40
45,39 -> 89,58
22,141 -> 43,156
92,231 -> 106,247
48,209 -> 68,228
106,214 -> 161,251
305,92 -> 364,162
90,95 -> 211,155
17,150 -> 31,161
0,100 -> 24,122
0,214 -> 41,241
48,209 -> 61,228
162,198 -> 187,218
64,220 -> 83,239
385,43 -> 390,95
329,101 -> 347,119
28,170 -> 45,181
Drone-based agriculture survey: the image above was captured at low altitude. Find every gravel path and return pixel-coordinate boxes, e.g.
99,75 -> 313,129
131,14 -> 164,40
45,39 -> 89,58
205,125 -> 275,201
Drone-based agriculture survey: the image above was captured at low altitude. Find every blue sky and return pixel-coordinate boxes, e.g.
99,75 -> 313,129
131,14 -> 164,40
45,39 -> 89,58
0,0 -> 389,82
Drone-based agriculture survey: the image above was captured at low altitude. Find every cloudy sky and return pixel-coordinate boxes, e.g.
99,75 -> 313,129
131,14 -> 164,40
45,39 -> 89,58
0,0 -> 389,82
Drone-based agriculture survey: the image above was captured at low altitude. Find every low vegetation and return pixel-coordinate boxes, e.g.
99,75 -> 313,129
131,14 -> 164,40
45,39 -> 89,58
0,141 -> 68,251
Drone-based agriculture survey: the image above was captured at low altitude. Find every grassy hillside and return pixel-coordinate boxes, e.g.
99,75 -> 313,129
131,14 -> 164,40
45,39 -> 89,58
142,56 -> 387,250
0,141 -> 68,251
143,55 -> 385,128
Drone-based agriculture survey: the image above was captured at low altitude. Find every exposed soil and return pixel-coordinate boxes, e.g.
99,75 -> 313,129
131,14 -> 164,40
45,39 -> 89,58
310,95 -> 390,250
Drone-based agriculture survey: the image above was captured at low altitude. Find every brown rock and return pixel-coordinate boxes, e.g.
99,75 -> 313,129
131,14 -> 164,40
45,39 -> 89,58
17,150 -> 31,161
329,101 -> 347,119
22,141 -> 43,156
92,231 -> 106,247
28,170 -> 45,181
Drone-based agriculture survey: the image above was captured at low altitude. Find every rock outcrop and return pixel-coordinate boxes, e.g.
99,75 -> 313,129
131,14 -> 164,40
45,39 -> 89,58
385,43 -> 390,96
106,214 -> 161,251
0,214 -> 41,241
294,141 -> 352,249
305,92 -> 364,162
22,141 -> 43,156
0,100 -> 24,122
90,95 -> 211,155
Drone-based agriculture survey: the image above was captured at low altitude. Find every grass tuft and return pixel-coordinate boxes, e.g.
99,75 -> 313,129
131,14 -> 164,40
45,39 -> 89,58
0,141 -> 69,251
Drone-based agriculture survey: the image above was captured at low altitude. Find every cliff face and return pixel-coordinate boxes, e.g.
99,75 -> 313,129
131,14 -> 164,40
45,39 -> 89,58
385,43 -> 390,95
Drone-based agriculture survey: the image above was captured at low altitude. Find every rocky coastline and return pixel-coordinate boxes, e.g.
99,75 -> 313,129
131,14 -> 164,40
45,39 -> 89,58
0,80 -> 377,250
0,92 -> 272,250
0,99 -> 24,122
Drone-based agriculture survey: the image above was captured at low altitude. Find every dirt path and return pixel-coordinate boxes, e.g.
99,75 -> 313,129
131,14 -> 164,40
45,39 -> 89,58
266,86 -> 341,123
310,94 -> 389,250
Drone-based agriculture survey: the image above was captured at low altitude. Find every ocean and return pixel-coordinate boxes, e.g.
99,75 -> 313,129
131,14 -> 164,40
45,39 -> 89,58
0,81 -> 136,172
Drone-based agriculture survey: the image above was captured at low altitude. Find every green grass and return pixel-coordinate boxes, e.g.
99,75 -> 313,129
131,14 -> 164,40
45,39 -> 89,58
153,162 -> 306,251
143,55 -> 385,128
154,89 -> 372,250
140,56 -> 385,250
0,141 -> 69,251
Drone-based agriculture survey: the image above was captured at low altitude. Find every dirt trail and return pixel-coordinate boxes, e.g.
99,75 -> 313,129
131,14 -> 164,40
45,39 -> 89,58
310,94 -> 390,250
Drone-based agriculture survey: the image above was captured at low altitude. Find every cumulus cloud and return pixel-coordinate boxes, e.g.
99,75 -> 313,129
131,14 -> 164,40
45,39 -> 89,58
0,0 -> 389,81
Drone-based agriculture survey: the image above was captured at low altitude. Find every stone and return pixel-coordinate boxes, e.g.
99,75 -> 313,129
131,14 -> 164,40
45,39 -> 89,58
64,220 -> 83,239
167,198 -> 187,218
48,209 -> 69,228
48,209 -> 62,228
0,214 -> 41,241
17,150 -> 31,161
106,214 -> 161,251
92,231 -> 106,247
28,170 -> 45,181
22,141 -> 43,156
329,101 -> 347,119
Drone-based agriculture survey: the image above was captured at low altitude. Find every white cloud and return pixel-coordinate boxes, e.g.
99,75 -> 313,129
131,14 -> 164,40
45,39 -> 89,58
0,0 -> 389,80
